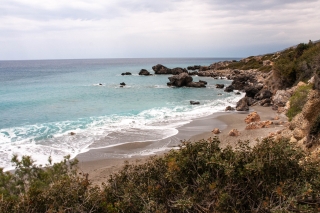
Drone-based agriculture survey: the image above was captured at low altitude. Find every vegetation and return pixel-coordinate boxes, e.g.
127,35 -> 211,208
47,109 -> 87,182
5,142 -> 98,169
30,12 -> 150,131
274,41 -> 320,88
1,138 -> 320,212
286,84 -> 313,121
220,57 -> 272,73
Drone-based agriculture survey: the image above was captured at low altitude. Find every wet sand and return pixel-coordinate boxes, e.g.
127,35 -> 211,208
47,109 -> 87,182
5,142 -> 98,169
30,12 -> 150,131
77,105 -> 287,185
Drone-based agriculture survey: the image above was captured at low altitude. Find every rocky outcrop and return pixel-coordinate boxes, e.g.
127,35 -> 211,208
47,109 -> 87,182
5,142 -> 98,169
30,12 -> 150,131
216,84 -> 224,89
229,129 -> 240,136
245,112 -> 261,124
187,65 -> 200,70
236,97 -> 249,111
152,64 -> 171,74
225,106 -> 235,111
186,81 -> 206,88
167,73 -> 193,87
199,80 -> 207,85
224,85 -> 234,92
190,101 -> 200,105
167,73 -> 206,88
245,121 -> 273,130
121,72 -> 132,75
254,89 -> 272,100
272,90 -> 291,107
198,71 -> 211,77
172,67 -> 188,75
152,64 -> 187,75
139,69 -> 151,76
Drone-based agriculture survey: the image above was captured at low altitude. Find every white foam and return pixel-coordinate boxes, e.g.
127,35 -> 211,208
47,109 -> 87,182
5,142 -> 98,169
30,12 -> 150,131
0,93 -> 244,171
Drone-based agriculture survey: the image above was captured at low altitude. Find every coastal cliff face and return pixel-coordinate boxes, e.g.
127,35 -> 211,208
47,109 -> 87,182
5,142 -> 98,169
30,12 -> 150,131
207,40 -> 320,151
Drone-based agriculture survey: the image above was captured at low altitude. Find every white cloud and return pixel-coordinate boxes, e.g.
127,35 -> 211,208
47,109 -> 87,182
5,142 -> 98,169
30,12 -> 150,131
0,0 -> 319,59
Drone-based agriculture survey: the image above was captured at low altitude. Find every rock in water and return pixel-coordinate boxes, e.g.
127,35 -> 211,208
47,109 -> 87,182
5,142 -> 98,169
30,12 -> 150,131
139,69 -> 151,75
167,73 -> 193,87
190,101 -> 200,105
216,84 -> 224,89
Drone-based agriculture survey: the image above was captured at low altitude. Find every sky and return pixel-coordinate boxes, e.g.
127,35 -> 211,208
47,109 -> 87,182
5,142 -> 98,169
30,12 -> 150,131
1,0 -> 320,60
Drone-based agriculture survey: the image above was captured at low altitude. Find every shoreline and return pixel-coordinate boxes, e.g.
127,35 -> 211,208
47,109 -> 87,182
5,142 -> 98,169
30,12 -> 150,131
77,105 -> 287,185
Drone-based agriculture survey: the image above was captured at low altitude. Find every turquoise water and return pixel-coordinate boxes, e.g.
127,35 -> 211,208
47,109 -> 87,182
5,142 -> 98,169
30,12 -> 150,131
0,58 -> 242,170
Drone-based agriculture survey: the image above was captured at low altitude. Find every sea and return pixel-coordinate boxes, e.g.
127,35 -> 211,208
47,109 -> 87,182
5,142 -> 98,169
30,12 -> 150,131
0,58 -> 243,171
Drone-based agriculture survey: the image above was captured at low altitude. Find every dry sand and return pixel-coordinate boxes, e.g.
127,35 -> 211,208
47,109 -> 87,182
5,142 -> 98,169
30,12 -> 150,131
77,105 -> 288,185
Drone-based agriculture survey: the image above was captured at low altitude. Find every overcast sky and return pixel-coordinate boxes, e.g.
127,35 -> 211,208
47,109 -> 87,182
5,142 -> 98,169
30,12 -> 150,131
1,0 -> 319,60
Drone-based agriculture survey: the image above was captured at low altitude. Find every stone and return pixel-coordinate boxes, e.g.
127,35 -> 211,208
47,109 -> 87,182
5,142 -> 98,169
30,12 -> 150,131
245,112 -> 261,124
190,101 -> 200,105
236,97 -> 249,111
229,129 -> 240,136
254,89 -> 272,100
224,85 -> 234,92
212,128 -> 220,134
121,72 -> 132,75
199,80 -> 207,85
152,64 -> 171,74
216,84 -> 225,89
139,69 -> 151,75
186,81 -> 206,88
70,132 -> 76,135
225,106 -> 235,111
120,82 -> 126,86
167,73 -> 193,87
272,90 -> 291,107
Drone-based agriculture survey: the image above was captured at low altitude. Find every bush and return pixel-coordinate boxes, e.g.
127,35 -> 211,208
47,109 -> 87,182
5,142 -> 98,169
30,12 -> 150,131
1,138 -> 320,212
103,137 -> 320,212
286,84 -> 312,121
274,42 -> 320,88
0,155 -> 105,213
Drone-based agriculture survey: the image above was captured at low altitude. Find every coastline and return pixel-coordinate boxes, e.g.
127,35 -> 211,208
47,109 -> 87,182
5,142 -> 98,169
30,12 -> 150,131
77,105 -> 287,185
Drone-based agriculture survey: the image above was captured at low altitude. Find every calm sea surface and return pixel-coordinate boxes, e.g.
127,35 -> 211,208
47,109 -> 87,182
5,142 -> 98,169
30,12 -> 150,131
0,58 -> 242,170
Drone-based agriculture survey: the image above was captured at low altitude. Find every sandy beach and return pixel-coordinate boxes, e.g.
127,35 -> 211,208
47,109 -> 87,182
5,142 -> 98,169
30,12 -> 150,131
77,105 -> 287,185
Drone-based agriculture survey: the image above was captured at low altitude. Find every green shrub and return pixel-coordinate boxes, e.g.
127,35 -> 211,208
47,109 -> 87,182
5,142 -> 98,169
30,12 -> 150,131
0,155 -> 106,213
103,137 -> 320,212
274,42 -> 320,88
2,138 -> 320,212
286,84 -> 313,121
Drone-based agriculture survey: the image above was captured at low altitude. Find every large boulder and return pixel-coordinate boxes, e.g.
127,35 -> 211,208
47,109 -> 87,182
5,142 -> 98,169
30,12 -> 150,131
216,84 -> 225,89
171,67 -> 188,75
272,90 -> 291,107
231,73 -> 256,91
224,85 -> 234,92
167,73 -> 193,87
254,89 -> 272,100
139,69 -> 151,76
244,83 -> 263,98
152,64 -> 172,74
245,112 -> 261,124
236,97 -> 249,111
186,81 -> 206,88
229,129 -> 240,136
198,71 -> 211,77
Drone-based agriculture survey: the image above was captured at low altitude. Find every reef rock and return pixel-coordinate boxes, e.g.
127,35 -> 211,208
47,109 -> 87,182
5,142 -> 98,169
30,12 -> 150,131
139,69 -> 151,75
167,73 -> 192,87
